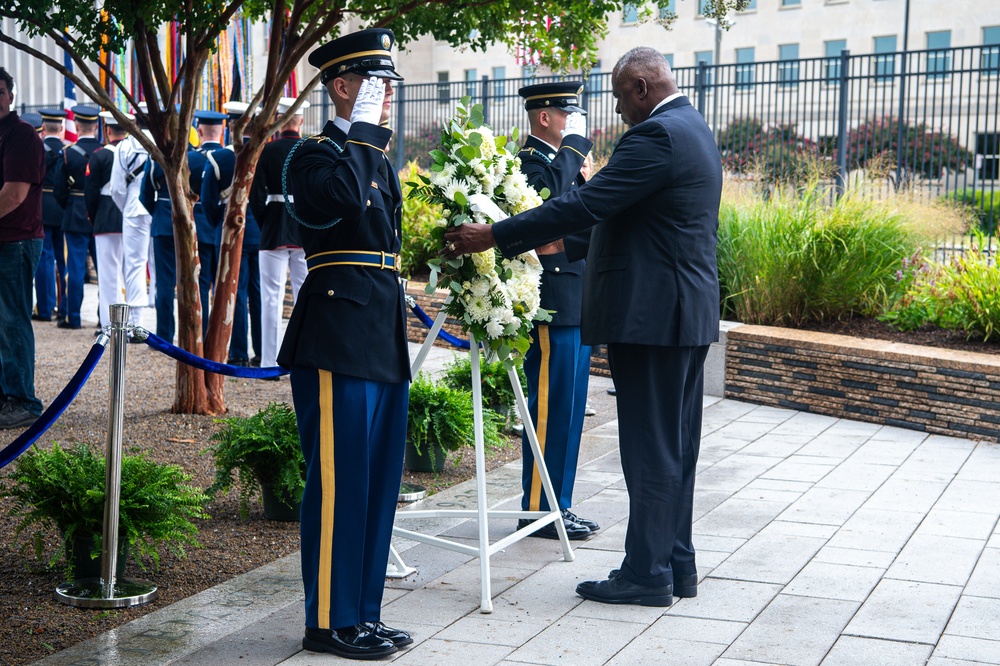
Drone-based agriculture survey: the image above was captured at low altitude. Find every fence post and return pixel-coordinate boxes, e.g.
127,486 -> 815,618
696,61 -> 708,118
481,75 -> 490,124
834,49 -> 851,198
395,82 -> 406,172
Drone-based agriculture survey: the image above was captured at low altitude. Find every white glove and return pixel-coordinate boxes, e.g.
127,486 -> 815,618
350,76 -> 385,126
561,112 -> 587,138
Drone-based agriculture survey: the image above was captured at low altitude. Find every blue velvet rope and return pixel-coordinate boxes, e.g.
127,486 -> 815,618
407,300 -> 471,350
0,341 -> 106,470
141,331 -> 289,378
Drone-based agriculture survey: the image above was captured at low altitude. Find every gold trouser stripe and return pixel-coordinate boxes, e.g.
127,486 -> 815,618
529,326 -> 551,511
317,369 -> 335,629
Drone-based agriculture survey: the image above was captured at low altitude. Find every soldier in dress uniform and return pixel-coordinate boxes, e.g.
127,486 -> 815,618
191,110 -> 227,335
201,101 -> 262,366
512,82 -> 601,541
111,101 -> 154,328
55,105 -> 102,329
139,113 -> 179,343
281,28 -> 412,660
22,113 -> 42,133
249,96 -> 309,370
33,108 -> 66,322
87,111 -> 129,330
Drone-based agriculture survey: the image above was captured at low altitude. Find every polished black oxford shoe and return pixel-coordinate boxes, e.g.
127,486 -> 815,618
517,516 -> 591,540
562,509 -> 600,532
303,625 -> 397,660
577,574 -> 673,607
609,568 -> 698,598
361,621 -> 413,647
57,320 -> 81,330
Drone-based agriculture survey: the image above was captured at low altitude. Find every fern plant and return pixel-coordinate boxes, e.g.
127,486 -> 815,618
407,372 -> 503,457
205,402 -> 305,518
1,443 -> 209,573
440,354 -> 527,425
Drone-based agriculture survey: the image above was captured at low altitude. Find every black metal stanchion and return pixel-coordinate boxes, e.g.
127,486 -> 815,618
55,304 -> 159,608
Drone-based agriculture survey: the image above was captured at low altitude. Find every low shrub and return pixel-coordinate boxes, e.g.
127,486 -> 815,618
441,354 -> 527,414
400,161 -> 443,280
940,189 -> 1000,235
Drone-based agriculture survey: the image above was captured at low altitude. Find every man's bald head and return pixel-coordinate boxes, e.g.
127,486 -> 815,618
611,47 -> 679,126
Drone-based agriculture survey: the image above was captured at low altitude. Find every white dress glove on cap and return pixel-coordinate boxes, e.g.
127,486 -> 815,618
561,111 -> 587,138
350,76 -> 386,126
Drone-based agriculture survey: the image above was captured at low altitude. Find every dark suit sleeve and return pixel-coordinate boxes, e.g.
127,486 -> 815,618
84,150 -> 103,222
291,123 -> 392,223
54,154 -> 68,207
521,134 -> 593,198
493,122 -> 675,258
200,159 -> 221,228
248,149 -> 267,224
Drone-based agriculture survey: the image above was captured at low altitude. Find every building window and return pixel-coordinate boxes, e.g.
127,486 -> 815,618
984,26 -> 1000,74
437,71 -> 449,104
779,44 -> 800,87
623,3 -> 639,24
874,35 -> 897,81
464,69 -> 478,98
741,0 -> 758,8
736,47 -> 755,89
698,0 -> 710,17
660,0 -> 676,19
695,50 -> 714,85
825,39 -> 847,82
663,53 -> 675,68
926,30 -> 951,79
782,0 -> 801,6
491,67 -> 506,97
586,60 -> 602,95
522,64 -> 538,79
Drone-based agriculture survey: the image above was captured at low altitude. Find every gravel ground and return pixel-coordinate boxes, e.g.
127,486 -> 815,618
0,317 -> 518,666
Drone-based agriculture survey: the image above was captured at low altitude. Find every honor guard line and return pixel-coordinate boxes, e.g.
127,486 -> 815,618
392,304 -> 574,613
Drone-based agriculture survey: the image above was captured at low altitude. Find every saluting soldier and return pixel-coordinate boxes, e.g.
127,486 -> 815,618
282,28 -> 411,660
86,111 -> 129,330
190,110 -> 227,335
33,108 -> 67,322
201,101 -> 262,366
513,82 -> 600,541
249,96 -> 309,371
138,116 -> 177,343
55,105 -> 101,329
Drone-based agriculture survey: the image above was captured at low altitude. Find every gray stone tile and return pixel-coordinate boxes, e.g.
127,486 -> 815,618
919,509 -> 998,541
740,435 -> 811,458
741,405 -> 798,424
668,578 -> 782,623
641,615 -> 748,644
885,534 -> 986,586
823,508 -> 924,554
433,615 -> 548,647
935,480 -> 1000,516
714,660 -> 785,666
965,547 -> 1000,599
722,594 -> 858,666
894,436 -> 975,481
171,601 -> 303,666
694,535 -> 749,554
760,457 -> 837,483
784,561 -> 885,602
731,486 -> 804,504
845,579 -> 963,644
767,521 -> 838,539
825,420 -> 882,437
777,487 -> 870,526
380,585 -> 482,628
820,636 -> 934,665
813,546 -> 897,569
693,489 -> 737,521
694,498 -> 791,539
605,637 -> 726,665
867,425 -> 929,444
697,549 -> 730,571
795,434 -> 869,460
926,658 -> 994,666
507,616 -> 646,666
814,461 -> 895,492
696,455 -> 785,494
713,420 -> 782,442
709,526 -> 826,585
390,639 -> 513,665
944,595 -> 1000,642
956,442 -> 1000,483
934,635 -> 1000,664
768,412 -> 839,438
862,478 -> 949,514
850,437 -> 924,466
744,478 -> 816,494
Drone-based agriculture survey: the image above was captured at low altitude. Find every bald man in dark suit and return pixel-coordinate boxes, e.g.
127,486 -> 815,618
444,46 -> 723,608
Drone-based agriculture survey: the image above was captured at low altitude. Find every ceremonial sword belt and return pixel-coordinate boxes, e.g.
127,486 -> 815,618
306,250 -> 400,273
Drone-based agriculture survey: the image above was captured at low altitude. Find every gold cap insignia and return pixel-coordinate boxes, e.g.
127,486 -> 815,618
381,34 -> 391,50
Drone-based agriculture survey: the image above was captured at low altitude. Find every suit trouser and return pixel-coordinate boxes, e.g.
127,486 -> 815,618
34,226 -> 60,317
608,343 -> 709,589
259,248 -> 306,368
521,325 -> 591,512
122,213 -> 153,325
289,367 -> 408,630
230,247 -> 261,362
94,233 -> 125,329
152,235 -> 176,343
64,230 -> 91,328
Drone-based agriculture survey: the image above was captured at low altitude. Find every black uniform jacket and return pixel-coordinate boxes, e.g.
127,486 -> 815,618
85,141 -> 123,234
57,136 -> 101,234
42,136 -> 65,228
278,120 -> 410,384
493,96 -> 722,348
249,130 -> 304,250
517,133 -> 592,326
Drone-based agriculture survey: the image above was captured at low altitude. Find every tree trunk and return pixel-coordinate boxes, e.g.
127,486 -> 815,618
165,162 -> 211,414
203,139 -> 265,409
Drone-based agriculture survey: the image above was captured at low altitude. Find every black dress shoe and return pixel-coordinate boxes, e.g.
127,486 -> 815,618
57,320 -> 81,330
361,621 -> 413,647
250,356 -> 261,367
303,625 -> 396,660
31,313 -> 52,322
609,568 -> 697,598
562,509 -> 600,532
607,387 -> 617,396
227,358 -> 250,367
577,575 -> 673,607
517,517 -> 591,540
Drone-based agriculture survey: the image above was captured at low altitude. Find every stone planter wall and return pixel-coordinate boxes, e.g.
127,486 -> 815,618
725,325 -> 1000,442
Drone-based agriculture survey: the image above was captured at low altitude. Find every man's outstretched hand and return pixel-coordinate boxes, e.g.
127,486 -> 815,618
441,223 -> 497,259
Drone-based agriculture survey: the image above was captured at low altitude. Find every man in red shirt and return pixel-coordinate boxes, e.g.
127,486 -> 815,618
0,66 -> 46,429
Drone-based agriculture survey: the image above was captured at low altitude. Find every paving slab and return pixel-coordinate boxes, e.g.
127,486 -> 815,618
845,578 -> 963,644
821,636 -> 934,665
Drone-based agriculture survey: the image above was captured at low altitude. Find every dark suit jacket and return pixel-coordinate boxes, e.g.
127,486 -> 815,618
249,131 -> 303,250
493,96 -> 722,348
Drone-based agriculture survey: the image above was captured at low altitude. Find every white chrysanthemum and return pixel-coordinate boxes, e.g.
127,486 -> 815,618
514,187 -> 544,214
478,127 -> 497,160
465,175 -> 481,195
442,178 -> 470,203
485,319 -> 505,338
466,295 -> 490,323
470,277 -> 491,297
471,250 -> 495,276
431,161 -> 457,186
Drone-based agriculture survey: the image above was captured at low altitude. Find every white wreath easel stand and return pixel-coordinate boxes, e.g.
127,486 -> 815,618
389,301 -> 575,613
